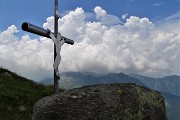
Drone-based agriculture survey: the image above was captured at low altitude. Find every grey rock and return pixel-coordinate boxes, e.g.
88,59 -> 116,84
19,106 -> 26,112
0,72 -> 13,80
33,83 -> 167,120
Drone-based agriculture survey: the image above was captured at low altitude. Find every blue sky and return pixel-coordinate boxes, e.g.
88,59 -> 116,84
0,0 -> 179,31
0,0 -> 179,81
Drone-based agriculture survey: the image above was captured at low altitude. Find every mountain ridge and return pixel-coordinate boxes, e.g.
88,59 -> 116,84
129,73 -> 180,97
40,72 -> 146,89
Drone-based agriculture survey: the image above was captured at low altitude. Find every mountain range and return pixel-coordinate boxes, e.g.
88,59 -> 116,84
41,72 -> 146,89
40,72 -> 180,97
129,74 -> 180,97
40,72 -> 180,120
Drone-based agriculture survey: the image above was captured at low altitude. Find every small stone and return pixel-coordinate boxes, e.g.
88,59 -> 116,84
19,106 -> 26,112
70,95 -> 82,99
81,93 -> 86,97
71,96 -> 77,99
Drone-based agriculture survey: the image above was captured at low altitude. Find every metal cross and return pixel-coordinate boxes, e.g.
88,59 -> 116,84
21,0 -> 74,94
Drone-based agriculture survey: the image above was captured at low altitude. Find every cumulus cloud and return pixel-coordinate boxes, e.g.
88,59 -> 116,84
94,6 -> 107,18
125,16 -> 154,40
0,6 -> 179,81
0,26 -> 54,80
94,6 -> 123,25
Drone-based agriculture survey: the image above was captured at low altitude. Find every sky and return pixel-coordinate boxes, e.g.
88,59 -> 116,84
0,0 -> 179,81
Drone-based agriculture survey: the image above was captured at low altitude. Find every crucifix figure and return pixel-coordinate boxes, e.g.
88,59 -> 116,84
21,0 -> 74,94
49,32 -> 64,78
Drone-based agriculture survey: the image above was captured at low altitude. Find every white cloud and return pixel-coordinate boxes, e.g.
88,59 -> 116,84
94,6 -> 107,19
122,13 -> 128,20
0,26 -> 54,81
155,12 -> 180,34
124,16 -> 154,40
94,6 -> 123,25
153,3 -> 164,6
0,6 -> 179,81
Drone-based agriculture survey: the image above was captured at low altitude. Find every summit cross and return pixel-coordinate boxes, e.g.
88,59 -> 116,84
21,0 -> 74,94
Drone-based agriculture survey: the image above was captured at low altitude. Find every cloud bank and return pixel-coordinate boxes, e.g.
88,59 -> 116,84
0,6 -> 179,81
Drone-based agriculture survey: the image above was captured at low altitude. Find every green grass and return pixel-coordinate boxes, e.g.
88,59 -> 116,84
0,68 -> 63,120
117,89 -> 123,94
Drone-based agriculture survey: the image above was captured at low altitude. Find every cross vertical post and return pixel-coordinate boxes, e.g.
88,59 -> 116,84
21,0 -> 74,94
54,0 -> 59,94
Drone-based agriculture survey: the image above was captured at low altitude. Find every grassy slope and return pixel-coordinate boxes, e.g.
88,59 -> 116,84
0,68 -> 61,120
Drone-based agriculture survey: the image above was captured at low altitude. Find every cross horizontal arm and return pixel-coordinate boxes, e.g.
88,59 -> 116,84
22,22 -> 74,45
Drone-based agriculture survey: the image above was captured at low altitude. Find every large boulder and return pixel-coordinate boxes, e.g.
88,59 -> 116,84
33,83 -> 167,120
